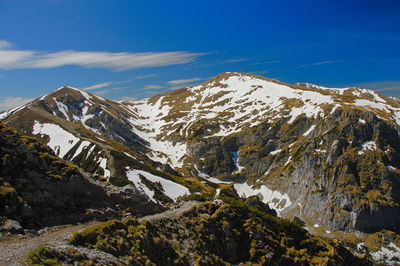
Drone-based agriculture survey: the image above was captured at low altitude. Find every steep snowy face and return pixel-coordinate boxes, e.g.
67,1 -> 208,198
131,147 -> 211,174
130,73 -> 400,138
122,72 -> 400,168
127,73 -> 333,140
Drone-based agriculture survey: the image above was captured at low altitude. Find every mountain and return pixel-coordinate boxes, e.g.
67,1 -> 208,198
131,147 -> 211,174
0,121 -> 164,231
2,72 -> 400,238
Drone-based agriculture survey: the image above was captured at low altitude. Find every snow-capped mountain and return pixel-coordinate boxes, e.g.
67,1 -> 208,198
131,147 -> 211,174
2,72 -> 400,237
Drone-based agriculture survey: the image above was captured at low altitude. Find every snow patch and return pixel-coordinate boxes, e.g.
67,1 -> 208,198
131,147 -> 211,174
234,182 -> 292,216
284,156 -> 292,166
32,121 -> 80,158
86,144 -> 96,159
231,151 -> 244,172
97,157 -> 110,179
71,141 -> 91,160
358,141 -> 377,155
126,169 -> 190,202
269,149 -> 281,155
303,125 -> 316,136
53,98 -> 70,121
371,242 -> 400,264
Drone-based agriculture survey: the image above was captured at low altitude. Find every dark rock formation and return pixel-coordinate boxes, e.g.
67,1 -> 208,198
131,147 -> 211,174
0,122 -> 164,230
27,199 -> 371,265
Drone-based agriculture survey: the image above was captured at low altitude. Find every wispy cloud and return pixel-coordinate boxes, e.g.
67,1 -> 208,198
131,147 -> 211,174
120,96 -> 138,102
354,81 -> 400,92
142,85 -> 164,90
224,58 -> 251,63
0,40 -> 203,71
0,50 -> 35,67
133,74 -> 157,79
145,90 -> 160,95
300,60 -> 344,68
167,78 -> 202,85
114,74 -> 157,85
250,70 -> 269,75
0,96 -> 34,111
252,60 -> 280,65
93,89 -> 111,96
82,81 -> 113,90
110,86 -> 127,91
0,40 -> 12,49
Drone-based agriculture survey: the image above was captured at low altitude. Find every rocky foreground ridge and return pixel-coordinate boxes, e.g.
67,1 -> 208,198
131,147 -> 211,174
26,198 -> 369,265
0,122 -> 163,232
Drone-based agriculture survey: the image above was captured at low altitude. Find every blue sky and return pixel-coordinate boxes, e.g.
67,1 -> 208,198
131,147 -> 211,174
0,0 -> 399,110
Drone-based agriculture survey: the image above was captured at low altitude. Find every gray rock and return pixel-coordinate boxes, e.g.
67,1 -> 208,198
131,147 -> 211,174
1,219 -> 23,233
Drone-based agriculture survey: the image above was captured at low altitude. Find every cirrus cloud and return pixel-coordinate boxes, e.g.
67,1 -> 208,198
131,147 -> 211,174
82,82 -> 113,91
0,96 -> 34,111
0,41 -> 204,71
300,60 -> 344,68
142,85 -> 164,90
0,40 -> 12,49
167,77 -> 203,85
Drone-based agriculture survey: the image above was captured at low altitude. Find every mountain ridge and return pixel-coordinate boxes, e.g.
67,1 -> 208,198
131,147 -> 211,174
2,72 -> 400,236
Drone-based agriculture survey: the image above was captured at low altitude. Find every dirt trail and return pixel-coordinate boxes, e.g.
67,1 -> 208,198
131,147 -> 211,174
0,221 -> 98,266
0,201 -> 198,265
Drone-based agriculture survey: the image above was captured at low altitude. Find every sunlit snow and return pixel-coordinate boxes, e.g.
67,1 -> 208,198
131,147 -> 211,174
234,182 -> 292,216
32,121 -> 80,158
126,169 -> 190,202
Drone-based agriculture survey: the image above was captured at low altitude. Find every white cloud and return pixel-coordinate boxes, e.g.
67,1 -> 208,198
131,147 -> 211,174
252,60 -> 280,65
142,85 -> 164,90
300,60 -> 344,68
0,40 -> 12,49
354,81 -> 400,92
120,96 -> 138,102
145,91 -> 159,95
0,96 -> 34,111
0,41 -> 203,71
133,74 -> 157,79
110,87 -> 127,91
114,74 -> 157,85
82,82 -> 113,90
93,89 -> 111,96
224,58 -> 250,63
167,78 -> 202,85
0,50 -> 35,67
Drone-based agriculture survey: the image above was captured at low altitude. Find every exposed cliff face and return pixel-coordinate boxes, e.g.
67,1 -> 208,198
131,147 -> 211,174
2,72 -> 400,235
26,198 -> 370,265
0,122 -> 164,230
187,108 -> 400,233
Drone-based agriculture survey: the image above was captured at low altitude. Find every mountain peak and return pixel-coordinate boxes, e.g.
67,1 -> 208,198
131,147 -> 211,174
49,85 -> 94,100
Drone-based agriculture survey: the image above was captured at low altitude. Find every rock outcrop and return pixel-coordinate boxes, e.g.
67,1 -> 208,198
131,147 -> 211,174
0,122 -> 164,230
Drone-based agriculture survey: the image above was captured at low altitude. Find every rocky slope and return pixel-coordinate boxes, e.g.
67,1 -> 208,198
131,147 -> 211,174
0,122 -> 164,231
26,198 -> 370,265
2,72 -> 400,236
